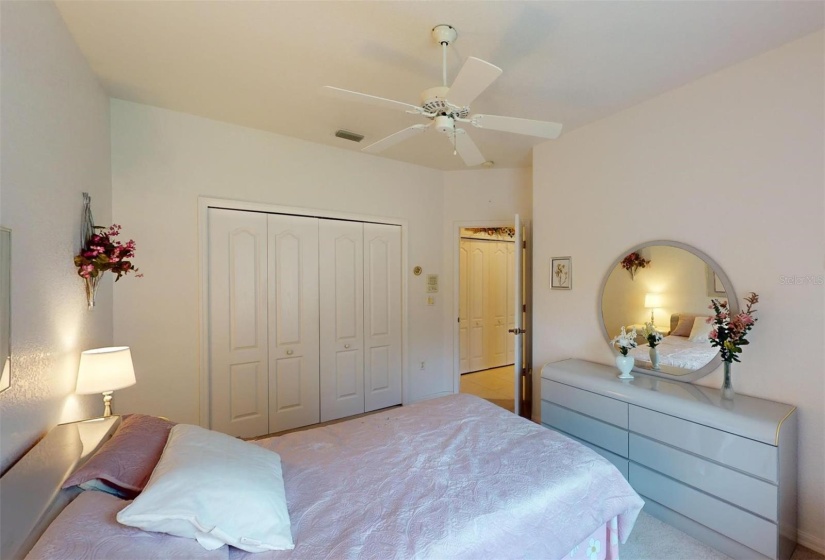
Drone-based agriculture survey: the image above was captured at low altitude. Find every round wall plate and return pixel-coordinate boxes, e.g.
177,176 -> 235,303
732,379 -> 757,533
413,266 -> 423,276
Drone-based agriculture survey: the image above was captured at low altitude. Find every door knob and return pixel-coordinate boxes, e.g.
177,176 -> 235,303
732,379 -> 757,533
508,328 -> 527,335
286,349 -> 293,355
344,344 -> 351,349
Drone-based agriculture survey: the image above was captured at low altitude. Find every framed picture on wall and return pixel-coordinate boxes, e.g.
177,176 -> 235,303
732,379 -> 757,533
551,257 -> 572,290
706,264 -> 726,297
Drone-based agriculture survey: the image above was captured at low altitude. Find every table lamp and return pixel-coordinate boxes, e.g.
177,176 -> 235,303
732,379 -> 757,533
644,293 -> 662,325
76,346 -> 136,417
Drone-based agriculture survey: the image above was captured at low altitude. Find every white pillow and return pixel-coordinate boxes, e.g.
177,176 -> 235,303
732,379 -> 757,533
688,316 -> 714,343
116,424 -> 294,553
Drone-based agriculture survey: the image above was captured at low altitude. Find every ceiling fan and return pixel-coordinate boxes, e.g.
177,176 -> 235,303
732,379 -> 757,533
321,24 -> 563,167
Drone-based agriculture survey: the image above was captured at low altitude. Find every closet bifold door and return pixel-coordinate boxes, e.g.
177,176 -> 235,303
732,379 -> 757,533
208,208 -> 269,438
319,219 -> 364,422
267,214 -> 320,433
363,223 -> 402,412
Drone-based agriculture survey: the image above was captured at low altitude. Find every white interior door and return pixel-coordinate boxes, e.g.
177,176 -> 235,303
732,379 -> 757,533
458,240 -> 470,374
208,208 -> 269,438
319,219 -> 364,422
363,223 -> 402,412
468,240 -> 486,372
506,242 -> 516,364
267,214 -> 320,433
511,214 -> 524,417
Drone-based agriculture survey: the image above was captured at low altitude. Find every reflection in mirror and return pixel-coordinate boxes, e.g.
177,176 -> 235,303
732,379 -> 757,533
600,241 -> 738,383
0,227 -> 9,392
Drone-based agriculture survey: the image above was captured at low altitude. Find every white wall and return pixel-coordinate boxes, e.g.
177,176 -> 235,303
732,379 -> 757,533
110,100 -> 446,423
0,2 -> 112,473
532,31 -> 824,551
441,168 -> 532,390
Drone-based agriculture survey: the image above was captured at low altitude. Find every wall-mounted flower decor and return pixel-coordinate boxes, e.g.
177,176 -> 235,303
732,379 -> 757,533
620,252 -> 650,280
74,193 -> 141,309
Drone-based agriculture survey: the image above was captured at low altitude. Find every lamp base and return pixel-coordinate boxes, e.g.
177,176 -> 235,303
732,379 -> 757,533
102,391 -> 113,417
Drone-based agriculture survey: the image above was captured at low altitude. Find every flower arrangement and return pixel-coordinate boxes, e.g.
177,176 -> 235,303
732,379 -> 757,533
74,224 -> 140,281
621,252 -> 650,279
708,292 -> 758,363
643,322 -> 663,348
611,326 -> 638,356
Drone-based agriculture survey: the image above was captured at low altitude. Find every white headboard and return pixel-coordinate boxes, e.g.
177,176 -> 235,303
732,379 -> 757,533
0,416 -> 120,559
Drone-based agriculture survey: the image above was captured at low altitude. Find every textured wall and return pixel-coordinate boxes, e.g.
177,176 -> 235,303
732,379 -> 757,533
0,2 -> 113,473
532,31 -> 824,551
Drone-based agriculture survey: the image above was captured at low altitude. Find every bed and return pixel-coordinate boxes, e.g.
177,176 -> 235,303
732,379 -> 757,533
10,394 -> 643,560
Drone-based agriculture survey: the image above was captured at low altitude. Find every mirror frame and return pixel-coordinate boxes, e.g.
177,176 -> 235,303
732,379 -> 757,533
598,240 -> 738,383
0,227 -> 10,393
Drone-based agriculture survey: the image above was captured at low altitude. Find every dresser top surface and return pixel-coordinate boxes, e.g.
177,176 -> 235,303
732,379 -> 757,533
541,359 -> 795,445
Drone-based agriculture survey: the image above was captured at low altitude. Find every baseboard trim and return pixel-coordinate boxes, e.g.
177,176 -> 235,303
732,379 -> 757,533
798,529 -> 825,556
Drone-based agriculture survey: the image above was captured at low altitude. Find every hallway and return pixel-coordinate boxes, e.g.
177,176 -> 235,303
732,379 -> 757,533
459,366 -> 514,412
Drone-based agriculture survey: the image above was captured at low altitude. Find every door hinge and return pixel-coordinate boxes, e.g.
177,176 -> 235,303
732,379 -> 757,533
522,240 -> 526,249
522,304 -> 526,313
522,367 -> 528,377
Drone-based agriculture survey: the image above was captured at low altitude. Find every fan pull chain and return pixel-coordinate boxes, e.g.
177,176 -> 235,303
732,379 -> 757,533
453,130 -> 457,156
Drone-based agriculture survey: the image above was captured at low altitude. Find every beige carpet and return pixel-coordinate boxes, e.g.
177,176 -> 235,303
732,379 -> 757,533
623,511 -> 823,560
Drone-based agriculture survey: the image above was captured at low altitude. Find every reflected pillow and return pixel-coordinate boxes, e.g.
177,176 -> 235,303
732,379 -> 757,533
688,316 -> 714,343
116,424 -> 294,553
63,414 -> 176,498
671,314 -> 696,337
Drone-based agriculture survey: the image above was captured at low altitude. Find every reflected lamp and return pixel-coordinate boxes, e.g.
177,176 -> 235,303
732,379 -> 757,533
76,346 -> 136,417
644,293 -> 662,325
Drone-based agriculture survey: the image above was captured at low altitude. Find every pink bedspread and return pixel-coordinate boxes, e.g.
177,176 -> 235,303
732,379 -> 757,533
25,491 -> 228,559
236,393 -> 643,560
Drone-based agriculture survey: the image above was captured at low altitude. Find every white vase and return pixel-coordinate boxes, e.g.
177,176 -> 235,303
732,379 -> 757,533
616,354 -> 634,379
649,346 -> 660,370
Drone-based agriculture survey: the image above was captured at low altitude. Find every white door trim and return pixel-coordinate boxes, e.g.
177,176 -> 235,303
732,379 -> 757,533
451,219 -> 513,396
198,196 -> 409,428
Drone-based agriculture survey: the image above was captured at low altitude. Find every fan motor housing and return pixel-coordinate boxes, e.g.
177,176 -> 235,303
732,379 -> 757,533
420,86 -> 469,118
434,115 -> 455,134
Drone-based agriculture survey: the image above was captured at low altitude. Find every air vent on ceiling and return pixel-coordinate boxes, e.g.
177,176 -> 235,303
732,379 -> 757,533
335,130 -> 364,143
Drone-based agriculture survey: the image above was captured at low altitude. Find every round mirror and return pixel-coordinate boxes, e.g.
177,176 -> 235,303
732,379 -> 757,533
599,240 -> 738,382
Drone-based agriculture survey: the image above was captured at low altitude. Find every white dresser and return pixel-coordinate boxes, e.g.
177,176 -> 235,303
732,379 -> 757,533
541,359 -> 797,560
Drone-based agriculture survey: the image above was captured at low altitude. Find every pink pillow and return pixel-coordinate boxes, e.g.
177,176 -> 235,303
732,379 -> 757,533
63,414 -> 175,498
671,314 -> 696,337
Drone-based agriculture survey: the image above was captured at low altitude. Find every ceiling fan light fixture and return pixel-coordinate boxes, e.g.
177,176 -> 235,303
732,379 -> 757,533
335,129 -> 364,143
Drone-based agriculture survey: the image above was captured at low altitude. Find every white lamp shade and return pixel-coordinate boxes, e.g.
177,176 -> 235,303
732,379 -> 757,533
644,293 -> 662,309
76,346 -> 136,394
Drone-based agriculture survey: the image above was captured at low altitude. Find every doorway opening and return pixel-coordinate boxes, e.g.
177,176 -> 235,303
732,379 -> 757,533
456,225 -> 517,413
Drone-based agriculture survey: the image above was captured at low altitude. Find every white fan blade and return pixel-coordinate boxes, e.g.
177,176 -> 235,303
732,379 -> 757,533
471,114 -> 563,139
452,129 -> 487,167
362,124 -> 430,154
447,57 -> 503,108
320,86 -> 422,113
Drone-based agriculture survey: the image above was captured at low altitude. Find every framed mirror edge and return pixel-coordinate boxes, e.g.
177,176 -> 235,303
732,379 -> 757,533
0,226 -> 10,393
598,239 -> 738,383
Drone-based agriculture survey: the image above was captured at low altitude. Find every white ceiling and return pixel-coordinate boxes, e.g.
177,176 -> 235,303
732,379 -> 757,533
55,1 -> 824,171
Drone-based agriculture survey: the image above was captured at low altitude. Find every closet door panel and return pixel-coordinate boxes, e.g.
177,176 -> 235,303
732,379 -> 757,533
320,220 -> 364,422
267,214 -> 320,433
458,241 -> 470,374
489,242 -> 508,368
208,208 -> 269,438
364,223 -> 401,412
469,241 -> 486,372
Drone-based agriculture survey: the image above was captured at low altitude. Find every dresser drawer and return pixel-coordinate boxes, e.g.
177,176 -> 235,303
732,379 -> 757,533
541,378 -> 628,428
629,434 -> 778,521
629,406 -> 778,482
630,464 -> 777,558
541,401 -> 628,457
558,430 -> 629,479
